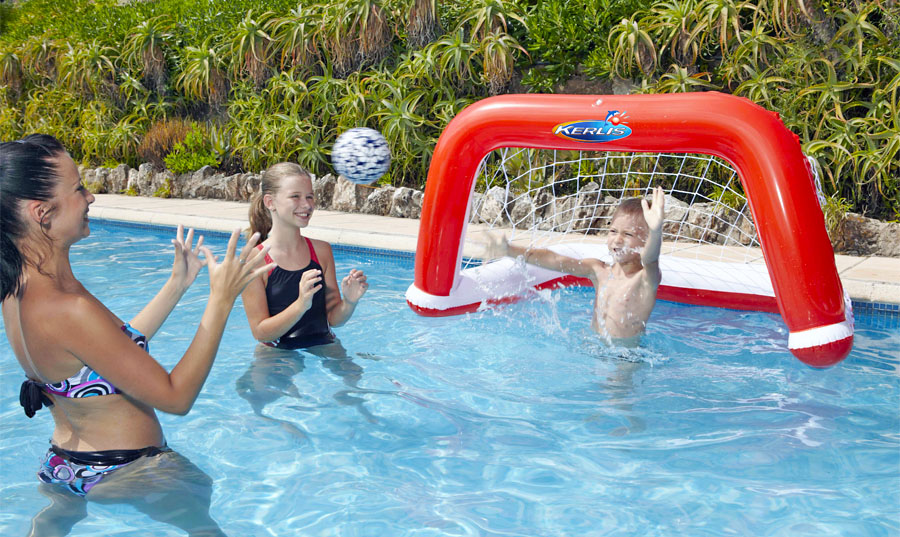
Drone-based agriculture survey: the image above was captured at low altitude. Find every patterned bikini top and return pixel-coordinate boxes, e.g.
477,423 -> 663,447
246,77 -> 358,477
42,323 -> 148,398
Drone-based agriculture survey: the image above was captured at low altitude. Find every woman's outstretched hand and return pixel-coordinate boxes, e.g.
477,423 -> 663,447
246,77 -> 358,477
341,269 -> 368,305
171,225 -> 207,292
201,229 -> 275,303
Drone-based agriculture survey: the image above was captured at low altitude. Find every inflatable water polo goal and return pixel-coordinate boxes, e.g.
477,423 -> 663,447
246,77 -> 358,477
405,93 -> 853,368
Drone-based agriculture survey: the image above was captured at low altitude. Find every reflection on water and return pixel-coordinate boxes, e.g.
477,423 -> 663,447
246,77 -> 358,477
235,340 -> 383,438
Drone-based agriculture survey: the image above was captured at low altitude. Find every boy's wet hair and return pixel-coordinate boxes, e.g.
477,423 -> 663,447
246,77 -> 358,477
611,197 -> 648,225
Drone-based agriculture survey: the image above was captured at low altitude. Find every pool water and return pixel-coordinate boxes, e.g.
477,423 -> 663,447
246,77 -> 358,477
1,221 -> 898,536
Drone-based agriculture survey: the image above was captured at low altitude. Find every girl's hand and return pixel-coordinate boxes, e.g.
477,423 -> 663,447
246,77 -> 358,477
296,268 -> 323,313
642,186 -> 666,233
171,225 -> 206,291
341,269 -> 368,305
200,229 -> 274,303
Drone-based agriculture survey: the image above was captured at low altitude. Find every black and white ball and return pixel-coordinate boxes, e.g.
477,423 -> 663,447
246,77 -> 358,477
331,128 -> 391,185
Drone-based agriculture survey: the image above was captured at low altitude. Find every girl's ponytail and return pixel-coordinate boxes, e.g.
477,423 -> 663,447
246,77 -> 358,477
248,190 -> 272,242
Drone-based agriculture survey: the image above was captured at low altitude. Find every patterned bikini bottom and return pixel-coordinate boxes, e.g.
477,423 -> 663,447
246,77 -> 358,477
38,443 -> 168,496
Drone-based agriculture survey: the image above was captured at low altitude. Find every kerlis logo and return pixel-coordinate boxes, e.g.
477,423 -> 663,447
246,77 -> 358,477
553,111 -> 632,143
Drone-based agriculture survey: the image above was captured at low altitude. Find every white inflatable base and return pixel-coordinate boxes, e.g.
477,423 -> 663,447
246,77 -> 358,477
406,243 -> 776,312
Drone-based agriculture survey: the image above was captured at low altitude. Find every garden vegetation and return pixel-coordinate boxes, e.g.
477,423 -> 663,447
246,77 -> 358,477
0,0 -> 897,220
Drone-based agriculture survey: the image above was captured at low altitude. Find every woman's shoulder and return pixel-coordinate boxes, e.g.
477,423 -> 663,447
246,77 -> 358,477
20,286 -> 115,343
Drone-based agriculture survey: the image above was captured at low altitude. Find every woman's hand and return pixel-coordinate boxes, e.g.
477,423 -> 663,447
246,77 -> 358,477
295,268 -> 323,313
171,225 -> 206,292
642,186 -> 666,234
340,269 -> 368,305
201,229 -> 274,304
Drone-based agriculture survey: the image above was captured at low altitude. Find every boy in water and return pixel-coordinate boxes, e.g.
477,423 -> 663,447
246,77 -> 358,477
486,186 -> 666,346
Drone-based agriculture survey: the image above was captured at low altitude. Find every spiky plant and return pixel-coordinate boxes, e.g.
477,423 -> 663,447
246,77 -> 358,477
176,38 -> 229,109
270,5 -> 324,72
123,14 -> 175,94
0,49 -> 24,101
227,10 -> 275,89
478,29 -> 527,95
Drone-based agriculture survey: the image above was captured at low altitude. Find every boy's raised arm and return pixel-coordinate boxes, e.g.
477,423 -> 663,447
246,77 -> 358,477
640,187 -> 665,277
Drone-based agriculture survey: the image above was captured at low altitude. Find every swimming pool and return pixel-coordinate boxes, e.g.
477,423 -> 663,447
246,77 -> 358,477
1,220 -> 898,536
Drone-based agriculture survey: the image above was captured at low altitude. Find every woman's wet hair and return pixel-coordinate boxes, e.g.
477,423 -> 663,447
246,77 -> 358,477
0,134 -> 66,301
248,162 -> 312,242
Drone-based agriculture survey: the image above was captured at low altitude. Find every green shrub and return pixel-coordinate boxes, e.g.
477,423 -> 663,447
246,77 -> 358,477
163,130 -> 218,174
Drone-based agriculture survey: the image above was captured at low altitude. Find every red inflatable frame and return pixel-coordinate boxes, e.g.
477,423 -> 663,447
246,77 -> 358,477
407,93 -> 853,367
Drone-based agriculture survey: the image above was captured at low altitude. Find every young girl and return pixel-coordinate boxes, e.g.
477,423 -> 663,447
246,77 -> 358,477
1,134 -> 272,534
242,162 -> 368,349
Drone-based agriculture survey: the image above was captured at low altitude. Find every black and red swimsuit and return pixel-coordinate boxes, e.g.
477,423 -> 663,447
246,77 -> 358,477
259,237 -> 335,349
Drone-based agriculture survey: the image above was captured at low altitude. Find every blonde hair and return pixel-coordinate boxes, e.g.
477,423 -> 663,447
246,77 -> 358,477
248,162 -> 312,241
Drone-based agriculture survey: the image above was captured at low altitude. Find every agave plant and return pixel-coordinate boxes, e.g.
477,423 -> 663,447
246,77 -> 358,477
57,40 -> 118,100
832,4 -> 887,59
292,126 -> 331,174
0,48 -> 24,101
78,99 -> 119,166
608,16 -> 658,77
307,65 -> 351,125
319,3 -> 358,78
264,68 -> 310,116
655,64 -> 717,93
19,36 -> 63,85
456,0 -> 525,42
369,85 -> 431,182
123,14 -> 175,94
795,58 -> 874,125
394,47 -> 439,87
720,24 -> 784,86
734,66 -> 790,106
176,37 -> 229,109
754,0 -> 817,36
117,71 -> 150,108
646,0 -> 704,67
431,29 -> 478,89
269,5 -> 324,72
478,28 -> 527,95
124,96 -> 173,130
0,96 -> 23,141
227,10 -> 276,89
336,72 -> 374,131
697,0 -> 753,54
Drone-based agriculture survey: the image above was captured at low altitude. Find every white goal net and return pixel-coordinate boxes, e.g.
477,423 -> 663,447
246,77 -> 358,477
466,148 -> 767,268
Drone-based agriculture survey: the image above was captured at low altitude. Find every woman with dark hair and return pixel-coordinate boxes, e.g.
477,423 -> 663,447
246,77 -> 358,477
1,134 -> 273,535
